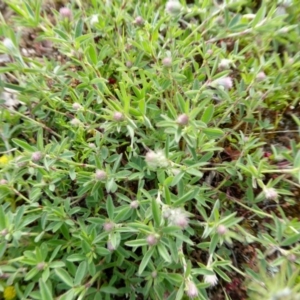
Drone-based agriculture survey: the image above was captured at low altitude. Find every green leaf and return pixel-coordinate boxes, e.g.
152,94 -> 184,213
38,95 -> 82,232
125,239 -> 149,247
152,197 -> 161,227
39,279 -> 52,300
203,128 -> 224,138
100,286 -> 119,294
67,254 -> 86,262
0,242 -> 6,259
157,243 -> 171,263
209,234 -> 219,254
12,138 -> 36,152
0,206 -> 6,229
74,261 -> 87,285
138,247 -> 155,275
201,104 -> 214,124
173,188 -> 198,206
54,268 -> 74,287
106,196 -> 115,220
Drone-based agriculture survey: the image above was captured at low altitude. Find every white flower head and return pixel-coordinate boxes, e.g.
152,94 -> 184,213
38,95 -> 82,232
185,280 -> 198,299
165,207 -> 189,229
204,273 -> 218,287
70,118 -> 82,126
90,14 -> 99,25
145,150 -> 169,169
219,59 -> 232,69
165,0 -> 182,15
264,187 -> 278,200
213,76 -> 233,90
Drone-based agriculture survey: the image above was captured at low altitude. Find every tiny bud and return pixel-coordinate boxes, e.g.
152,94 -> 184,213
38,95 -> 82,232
59,7 -> 72,19
107,241 -> 115,251
264,187 -> 278,200
256,71 -> 266,81
126,61 -> 133,68
165,0 -> 182,15
31,151 -> 43,162
288,253 -> 297,262
176,114 -> 189,126
134,16 -> 144,26
113,112 -> 124,121
1,229 -> 8,236
90,14 -> 99,25
72,103 -> 82,110
146,234 -> 158,246
2,38 -> 15,51
162,57 -> 172,67
103,222 -> 114,232
0,179 -> 8,185
217,224 -> 227,235
186,281 -> 198,299
95,169 -> 107,181
37,262 -> 46,270
130,200 -> 139,209
207,49 -> 213,56
151,271 -> 157,278
88,143 -> 96,148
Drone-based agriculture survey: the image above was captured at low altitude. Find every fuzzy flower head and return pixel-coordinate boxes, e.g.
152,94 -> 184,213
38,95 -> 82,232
70,118 -> 82,126
31,151 -> 43,162
3,286 -> 16,300
103,221 -> 114,232
59,7 -> 72,19
90,14 -> 99,25
164,207 -> 189,229
185,280 -> 198,299
72,103 -> 82,111
204,273 -> 218,287
145,150 -> 169,169
264,187 -> 278,200
176,113 -> 189,126
217,224 -> 227,235
134,16 -> 144,26
165,0 -> 182,15
213,76 -> 233,90
113,112 -> 124,121
95,169 -> 107,181
219,59 -> 232,69
130,200 -> 139,209
146,234 -> 158,246
256,71 -> 266,81
162,57 -> 172,67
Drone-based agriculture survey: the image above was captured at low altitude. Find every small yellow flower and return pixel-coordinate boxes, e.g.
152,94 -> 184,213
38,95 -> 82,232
3,286 -> 16,300
0,155 -> 10,165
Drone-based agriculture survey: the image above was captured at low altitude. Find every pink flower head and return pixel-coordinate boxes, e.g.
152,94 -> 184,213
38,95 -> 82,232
162,57 -> 172,67
264,187 -> 278,200
103,222 -> 114,232
186,281 -> 198,299
146,234 -> 158,246
176,114 -> 189,126
31,151 -> 43,162
217,224 -> 227,235
59,7 -> 72,19
113,112 -> 123,121
95,169 -> 107,181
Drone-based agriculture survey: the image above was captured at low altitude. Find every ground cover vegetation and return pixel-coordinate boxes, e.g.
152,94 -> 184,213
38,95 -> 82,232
0,0 -> 300,299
